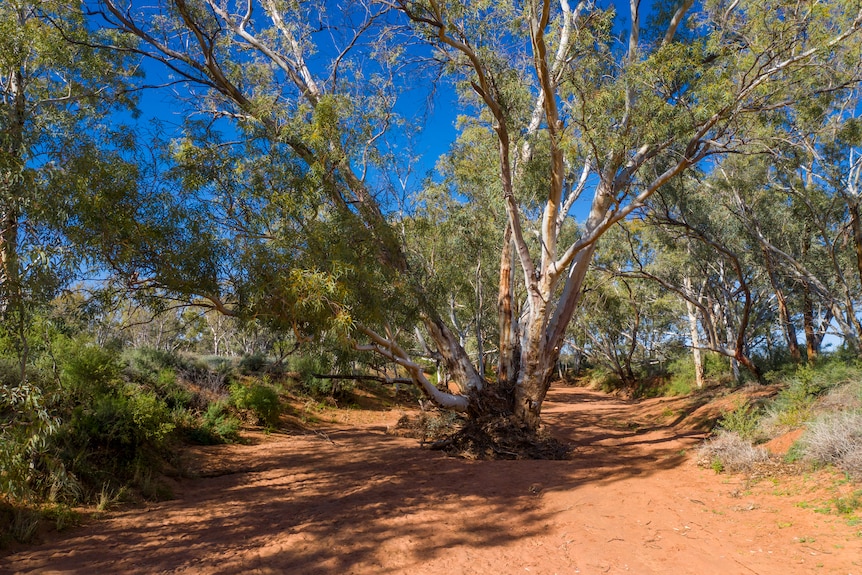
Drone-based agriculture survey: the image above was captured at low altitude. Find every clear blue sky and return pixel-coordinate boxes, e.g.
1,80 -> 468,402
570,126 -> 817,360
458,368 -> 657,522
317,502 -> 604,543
131,0 -> 647,193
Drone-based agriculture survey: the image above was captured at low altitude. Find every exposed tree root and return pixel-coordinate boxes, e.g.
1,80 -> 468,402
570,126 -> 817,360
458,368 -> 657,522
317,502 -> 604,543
393,410 -> 570,460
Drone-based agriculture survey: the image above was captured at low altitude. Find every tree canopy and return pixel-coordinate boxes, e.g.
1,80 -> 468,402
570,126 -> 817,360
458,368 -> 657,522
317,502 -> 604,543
3,0 -> 862,434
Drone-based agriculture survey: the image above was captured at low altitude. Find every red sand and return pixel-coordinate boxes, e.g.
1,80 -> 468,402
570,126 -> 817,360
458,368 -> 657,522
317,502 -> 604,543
3,387 -> 860,575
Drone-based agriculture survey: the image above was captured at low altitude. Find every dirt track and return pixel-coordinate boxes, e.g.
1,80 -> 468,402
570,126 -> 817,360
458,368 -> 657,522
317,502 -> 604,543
3,387 -> 861,574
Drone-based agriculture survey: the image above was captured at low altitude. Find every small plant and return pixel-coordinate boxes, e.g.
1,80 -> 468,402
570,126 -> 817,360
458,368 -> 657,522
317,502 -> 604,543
697,431 -> 768,473
239,353 -> 268,374
800,412 -> 862,479
230,381 -> 281,427
133,466 -> 173,502
196,400 -> 241,443
10,507 -> 40,543
42,503 -> 79,531
718,400 -> 762,441
96,484 -> 128,512
831,491 -> 862,516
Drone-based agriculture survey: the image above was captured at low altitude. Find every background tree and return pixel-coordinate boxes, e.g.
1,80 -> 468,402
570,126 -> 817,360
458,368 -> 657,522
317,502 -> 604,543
1,1 -> 137,374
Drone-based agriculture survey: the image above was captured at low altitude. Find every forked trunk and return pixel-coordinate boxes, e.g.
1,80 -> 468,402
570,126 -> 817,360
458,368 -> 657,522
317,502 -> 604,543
761,247 -> 801,363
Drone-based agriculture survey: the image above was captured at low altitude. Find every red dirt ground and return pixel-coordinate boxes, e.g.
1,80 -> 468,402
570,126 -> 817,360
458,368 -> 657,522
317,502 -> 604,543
2,386 -> 861,575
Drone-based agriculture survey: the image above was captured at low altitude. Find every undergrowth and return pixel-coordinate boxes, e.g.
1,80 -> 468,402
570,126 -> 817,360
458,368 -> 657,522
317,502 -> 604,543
702,357 -> 862,480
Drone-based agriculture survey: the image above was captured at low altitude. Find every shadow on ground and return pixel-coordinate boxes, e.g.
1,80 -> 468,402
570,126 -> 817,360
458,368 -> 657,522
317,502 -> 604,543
3,387 -> 711,575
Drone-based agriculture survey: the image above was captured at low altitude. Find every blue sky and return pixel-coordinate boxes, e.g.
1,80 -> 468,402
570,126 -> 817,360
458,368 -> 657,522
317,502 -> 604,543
128,0 -> 650,201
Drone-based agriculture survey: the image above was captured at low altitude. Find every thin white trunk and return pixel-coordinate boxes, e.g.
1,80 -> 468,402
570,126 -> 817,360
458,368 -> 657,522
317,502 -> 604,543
683,275 -> 704,389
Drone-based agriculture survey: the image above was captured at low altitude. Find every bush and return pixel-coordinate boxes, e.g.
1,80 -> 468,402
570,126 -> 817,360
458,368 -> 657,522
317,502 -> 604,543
60,340 -> 122,399
122,347 -> 192,377
66,388 -> 173,454
665,356 -> 697,396
718,400 -> 762,441
151,368 -> 195,410
582,367 -> 623,393
57,384 -> 175,493
697,431 -> 769,473
769,378 -> 818,428
664,352 -> 729,394
800,411 -> 862,480
186,356 -> 235,393
0,364 -> 62,503
239,353 -> 268,374
229,381 -> 280,427
186,400 -> 241,444
291,354 -> 354,397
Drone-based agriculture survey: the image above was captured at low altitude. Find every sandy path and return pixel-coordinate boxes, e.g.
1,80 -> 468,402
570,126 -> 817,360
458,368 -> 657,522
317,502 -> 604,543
2,387 -> 861,574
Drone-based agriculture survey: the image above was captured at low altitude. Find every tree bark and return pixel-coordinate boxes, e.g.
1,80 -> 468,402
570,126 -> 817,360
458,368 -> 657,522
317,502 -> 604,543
424,313 -> 484,394
1,47 -> 28,380
497,224 -> 519,389
683,275 -> 705,388
849,201 -> 862,296
761,247 -> 801,362
802,284 -> 819,364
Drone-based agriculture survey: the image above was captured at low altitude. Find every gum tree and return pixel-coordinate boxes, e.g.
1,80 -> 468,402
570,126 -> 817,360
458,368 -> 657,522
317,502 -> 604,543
1,0 -> 140,380
91,0 -> 862,430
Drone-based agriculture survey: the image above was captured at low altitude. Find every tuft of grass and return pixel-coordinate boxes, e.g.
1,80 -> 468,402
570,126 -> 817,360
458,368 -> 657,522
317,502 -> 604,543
96,484 -> 129,512
800,412 -> 862,479
42,503 -> 79,532
697,431 -> 769,473
10,507 -> 40,543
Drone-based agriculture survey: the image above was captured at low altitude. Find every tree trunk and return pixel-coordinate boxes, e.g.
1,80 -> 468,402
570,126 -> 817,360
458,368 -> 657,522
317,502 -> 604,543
1,61 -> 28,380
497,225 -> 519,389
761,247 -> 801,363
802,284 -> 819,364
849,200 -> 862,294
425,313 -> 484,394
474,260 -> 485,377
683,276 -> 705,389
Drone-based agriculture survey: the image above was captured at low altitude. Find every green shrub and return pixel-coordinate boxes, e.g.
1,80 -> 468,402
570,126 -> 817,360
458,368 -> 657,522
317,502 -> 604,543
150,368 -> 195,410
664,375 -> 693,396
0,365 -> 62,503
229,381 -> 280,427
187,400 -> 240,444
239,353 -> 268,374
127,388 -> 176,444
664,352 -> 728,394
60,340 -> 122,399
665,356 -> 697,395
122,347 -> 192,378
290,354 -> 352,397
57,384 -> 175,492
771,379 -> 818,427
583,367 -> 623,393
718,400 -> 762,441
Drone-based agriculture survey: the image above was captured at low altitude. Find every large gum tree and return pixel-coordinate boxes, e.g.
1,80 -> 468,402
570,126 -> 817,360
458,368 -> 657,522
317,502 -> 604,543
90,0 -> 862,431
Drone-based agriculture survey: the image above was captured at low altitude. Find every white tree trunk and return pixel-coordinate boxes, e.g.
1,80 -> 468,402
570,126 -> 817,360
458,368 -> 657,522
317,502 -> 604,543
683,275 -> 705,389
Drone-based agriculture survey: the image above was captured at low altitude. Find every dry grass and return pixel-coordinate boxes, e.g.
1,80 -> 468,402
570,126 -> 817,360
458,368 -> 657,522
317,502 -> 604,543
801,411 -> 862,480
697,431 -> 769,473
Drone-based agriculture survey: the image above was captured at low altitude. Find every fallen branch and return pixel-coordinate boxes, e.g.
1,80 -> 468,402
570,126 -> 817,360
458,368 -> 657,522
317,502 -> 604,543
311,373 -> 415,385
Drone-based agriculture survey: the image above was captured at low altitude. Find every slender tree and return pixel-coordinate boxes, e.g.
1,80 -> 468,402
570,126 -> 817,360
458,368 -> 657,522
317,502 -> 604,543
1,0 -> 137,372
